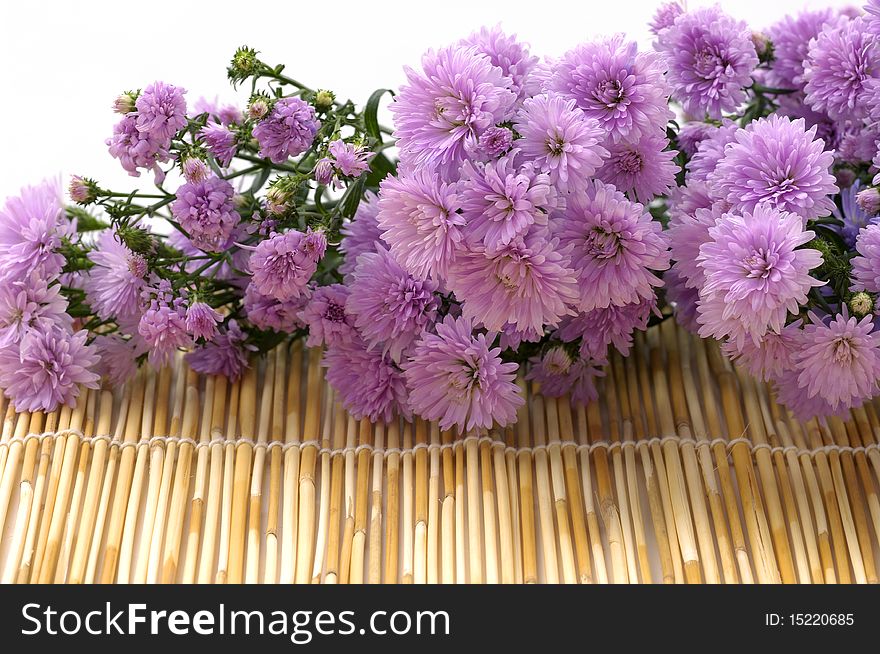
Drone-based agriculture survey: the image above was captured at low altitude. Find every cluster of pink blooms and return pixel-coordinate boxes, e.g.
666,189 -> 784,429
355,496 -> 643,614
2,3 -> 880,434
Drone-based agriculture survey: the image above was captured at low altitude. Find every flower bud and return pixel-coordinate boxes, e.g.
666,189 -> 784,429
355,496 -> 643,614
116,225 -> 155,255
182,157 -> 210,184
68,175 -> 98,205
856,187 -> 880,216
112,91 -> 138,114
314,89 -> 335,112
314,158 -> 334,186
751,32 -> 773,63
248,97 -> 270,121
228,46 -> 262,83
849,292 -> 874,318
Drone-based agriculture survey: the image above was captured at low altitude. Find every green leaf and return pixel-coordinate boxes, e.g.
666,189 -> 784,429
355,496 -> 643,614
249,166 -> 273,194
341,177 -> 367,219
364,88 -> 394,141
365,152 -> 396,189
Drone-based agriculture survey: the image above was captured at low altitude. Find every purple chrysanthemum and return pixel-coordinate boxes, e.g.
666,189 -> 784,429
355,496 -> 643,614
92,333 -> 142,386
249,229 -> 326,301
84,229 -> 147,324
596,132 -> 679,203
553,180 -> 670,312
649,2 -> 684,36
803,17 -> 880,122
252,97 -> 320,164
200,121 -> 238,168
185,301 -> 222,341
243,282 -> 310,332
476,126 -> 514,159
299,283 -> 355,348
851,224 -> 880,293
391,45 -> 515,176
0,325 -> 99,413
707,115 -> 838,221
836,122 -> 880,166
867,0 -> 880,35
557,296 -> 658,360
185,320 -> 253,381
460,153 -> 557,252
665,267 -> 701,333
340,191 -> 383,278
526,346 -> 605,405
403,315 -> 522,432
446,226 -> 578,333
696,205 -> 823,347
0,180 -> 69,283
676,121 -> 718,157
377,168 -> 464,281
657,6 -> 758,119
722,320 -> 801,382
135,82 -> 187,142
324,334 -> 411,423
0,275 -> 70,347
685,119 -> 739,183
328,139 -> 374,178
766,9 -> 842,91
549,35 -> 672,143
192,96 -> 241,126
774,368 -> 849,421
833,181 -> 877,248
107,113 -> 170,181
347,247 -> 439,361
171,177 -> 240,253
460,25 -> 538,102
514,93 -> 608,193
137,302 -> 191,368
792,309 -> 880,411
667,203 -> 722,289
182,157 -> 210,184
857,187 -> 880,216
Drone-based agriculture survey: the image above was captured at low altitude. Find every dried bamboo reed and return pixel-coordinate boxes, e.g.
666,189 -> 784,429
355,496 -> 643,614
426,423 -> 440,584
323,401 -> 348,584
529,389 -> 560,583
465,425 -> 486,584
383,418 -> 401,584
574,403 -> 607,583
294,347 -> 323,583
340,414 -> 358,584
201,375 -> 230,583
603,362 -> 642,583
368,421 -> 386,583
556,398 -> 592,584
226,366 -> 255,584
280,340 -> 303,583
479,432 -> 499,583
849,407 -> 880,550
693,338 -> 752,583
543,391 -> 576,583
413,417 -> 428,583
28,407 -> 63,583
246,358 -> 274,583
504,424 -> 523,583
215,379 -> 240,584
491,425 -> 515,583
401,419 -> 414,583
265,347 -> 288,583
15,411 -> 50,583
350,417 -> 372,583
440,427 -> 456,584
311,387 -> 335,583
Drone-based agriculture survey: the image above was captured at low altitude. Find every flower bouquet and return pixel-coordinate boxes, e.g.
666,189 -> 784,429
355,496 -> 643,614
2,1 -> 880,436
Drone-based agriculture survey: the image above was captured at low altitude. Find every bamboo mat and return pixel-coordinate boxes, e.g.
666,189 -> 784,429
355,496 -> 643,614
1,319 -> 879,584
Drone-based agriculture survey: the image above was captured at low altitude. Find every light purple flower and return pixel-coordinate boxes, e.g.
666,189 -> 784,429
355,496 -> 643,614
657,6 -> 758,119
857,187 -> 880,216
171,177 -> 239,253
696,205 -> 823,347
766,9 -> 842,91
390,45 -> 516,176
460,152 -> 556,252
667,203 -> 722,289
68,175 -> 93,204
135,82 -> 187,142
447,226 -> 578,334
868,0 -> 880,35
803,17 -> 880,122
243,282 -> 310,332
107,114 -> 170,181
192,96 -> 241,126
665,267 -> 701,333
84,229 -> 147,324
553,179 -> 670,312
137,302 -> 191,368
403,315 -> 523,432
649,2 -> 684,36
793,309 -> 880,411
0,180 -> 69,283
460,25 -> 538,102
596,132 -> 679,203
340,191 -> 383,278
377,168 -> 464,281
328,139 -> 374,178
347,247 -> 439,362
832,181 -> 877,248
249,229 -> 326,301
514,93 -> 608,193
93,333 -> 142,386
186,320 -> 253,381
0,275 -> 70,347
557,297 -> 658,360
676,121 -> 717,157
0,325 -> 99,413
182,158 -> 210,184
722,320 -> 800,382
200,121 -> 238,168
252,97 -> 320,164
324,334 -> 411,423
549,35 -> 672,143
707,115 -> 837,221
685,119 -> 739,182
851,224 -> 880,293
526,346 -> 605,405
299,284 -> 355,348
476,126 -> 514,159
185,301 -> 222,341
314,157 -> 334,186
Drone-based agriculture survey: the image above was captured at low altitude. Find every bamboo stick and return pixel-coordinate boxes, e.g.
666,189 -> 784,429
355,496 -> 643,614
28,407 -> 64,583
311,387 -> 335,583
575,403 -> 607,583
543,391 -> 576,584
323,401 -> 348,584
849,407 -> 880,554
246,359 -> 273,583
215,379 -> 240,584
280,340 -> 303,583
479,433 -> 499,583
427,423 -> 441,584
294,347 -> 323,583
515,378 -> 537,583
440,427 -> 456,584
530,390 -> 559,583
350,417 -> 372,584
368,421 -> 386,583
412,418 -> 428,583
264,347 -> 287,584
453,426 -> 466,584
504,424 -> 523,584
340,414 -> 358,584
492,424 -> 516,583
384,418 -> 401,584
229,365 -> 257,584
557,398 -> 592,584
401,419 -> 414,583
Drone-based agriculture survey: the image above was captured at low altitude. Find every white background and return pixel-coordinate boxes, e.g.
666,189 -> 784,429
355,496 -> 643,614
0,0 -> 854,200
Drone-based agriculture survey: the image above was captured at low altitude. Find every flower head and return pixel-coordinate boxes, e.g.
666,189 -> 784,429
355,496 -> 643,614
135,82 -> 187,142
171,177 -> 239,253
857,187 -> 880,216
526,346 -> 605,405
137,301 -> 191,368
0,180 -> 69,283
676,121 -> 718,157
833,181 -> 877,248
93,333 -> 142,386
377,168 -> 464,281
185,301 -> 222,341
200,121 -> 237,168
327,139 -> 374,178
447,227 -> 578,334
390,45 -> 516,176
685,118 -> 739,182
553,180 -> 670,312
0,325 -> 99,413
596,132 -> 679,203
514,93 -> 608,193
722,321 -> 800,382
403,315 -> 523,432
85,229 -> 147,324
667,202 -> 722,289
107,114 -> 170,181
185,320 -> 253,381
249,229 -> 325,301
347,247 -> 439,361
649,2 -> 684,36
851,224 -> 880,293
324,334 -> 411,423
0,275 -> 70,347
340,192 -> 383,278
252,97 -> 320,164
182,157 -> 210,184
299,283 -> 355,348
707,115 -> 837,221
460,26 -> 537,102
549,35 -> 672,143
696,205 -> 823,347
557,297 -> 658,359
476,126 -> 514,159
657,6 -> 758,119
243,283 -> 310,332
766,9 -> 842,90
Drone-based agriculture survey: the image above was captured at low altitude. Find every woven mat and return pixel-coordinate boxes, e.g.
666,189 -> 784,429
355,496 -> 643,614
1,319 -> 879,584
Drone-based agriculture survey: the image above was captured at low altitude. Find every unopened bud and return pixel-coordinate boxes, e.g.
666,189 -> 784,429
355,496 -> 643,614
856,187 -> 880,216
314,90 -> 335,112
850,292 -> 874,318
